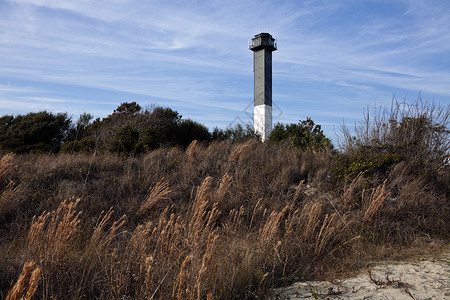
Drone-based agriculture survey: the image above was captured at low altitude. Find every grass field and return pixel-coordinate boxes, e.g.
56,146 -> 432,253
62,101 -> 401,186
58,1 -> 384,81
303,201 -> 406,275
1,100 -> 449,299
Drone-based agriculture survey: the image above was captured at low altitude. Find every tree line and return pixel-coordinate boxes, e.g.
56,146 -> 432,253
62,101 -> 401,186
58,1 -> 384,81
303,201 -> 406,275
0,101 -> 333,155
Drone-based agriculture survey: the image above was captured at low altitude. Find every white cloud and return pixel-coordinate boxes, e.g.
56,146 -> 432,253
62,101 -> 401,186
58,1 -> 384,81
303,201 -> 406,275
0,0 -> 449,134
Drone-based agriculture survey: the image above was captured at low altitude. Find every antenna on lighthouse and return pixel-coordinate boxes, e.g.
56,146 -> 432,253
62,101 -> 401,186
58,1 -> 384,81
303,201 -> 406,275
249,33 -> 277,142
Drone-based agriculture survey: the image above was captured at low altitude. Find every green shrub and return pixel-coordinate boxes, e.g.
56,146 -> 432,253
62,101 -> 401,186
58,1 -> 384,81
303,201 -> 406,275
176,119 -> 211,148
211,123 -> 258,143
0,111 -> 71,153
334,150 -> 403,180
337,98 -> 449,180
61,137 -> 99,153
269,117 -> 333,151
110,125 -> 140,155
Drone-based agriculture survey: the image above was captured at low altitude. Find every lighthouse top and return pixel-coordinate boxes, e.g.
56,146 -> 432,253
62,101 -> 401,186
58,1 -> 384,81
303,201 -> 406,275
249,33 -> 277,52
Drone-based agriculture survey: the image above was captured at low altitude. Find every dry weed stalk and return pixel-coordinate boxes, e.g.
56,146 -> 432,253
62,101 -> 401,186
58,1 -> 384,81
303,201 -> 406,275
139,178 -> 171,215
189,177 -> 213,240
259,205 -> 289,244
340,172 -> 365,206
228,140 -> 252,161
226,205 -> 245,232
216,173 -> 232,203
127,208 -> 178,261
195,231 -> 219,298
249,198 -> 263,230
27,212 -> 50,254
314,213 -> 337,256
88,208 -> 126,254
27,198 -> 81,262
126,221 -> 154,260
0,153 -> 14,182
88,208 -> 114,251
301,202 -> 322,239
367,269 -> 402,288
6,261 -> 41,300
204,202 -> 221,234
172,232 -> 219,299
172,255 -> 192,300
363,180 -> 389,222
284,208 -> 300,238
144,256 -> 154,295
121,207 -> 184,298
154,212 -> 183,258
293,180 -> 304,203
120,213 -> 178,298
187,140 -> 199,164
0,180 -> 19,215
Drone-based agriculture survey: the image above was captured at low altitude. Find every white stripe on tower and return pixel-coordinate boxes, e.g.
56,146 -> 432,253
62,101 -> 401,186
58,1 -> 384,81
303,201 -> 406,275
254,104 -> 272,142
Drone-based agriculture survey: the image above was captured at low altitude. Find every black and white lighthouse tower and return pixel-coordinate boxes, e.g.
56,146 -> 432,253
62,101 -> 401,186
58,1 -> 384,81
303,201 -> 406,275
249,33 -> 277,141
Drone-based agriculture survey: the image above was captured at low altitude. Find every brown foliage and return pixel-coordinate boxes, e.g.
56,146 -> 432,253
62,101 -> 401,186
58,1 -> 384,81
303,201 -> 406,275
6,261 -> 41,300
0,138 -> 447,299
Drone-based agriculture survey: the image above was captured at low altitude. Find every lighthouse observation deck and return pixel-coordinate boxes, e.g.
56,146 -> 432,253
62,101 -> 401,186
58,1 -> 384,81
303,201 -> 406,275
249,33 -> 277,51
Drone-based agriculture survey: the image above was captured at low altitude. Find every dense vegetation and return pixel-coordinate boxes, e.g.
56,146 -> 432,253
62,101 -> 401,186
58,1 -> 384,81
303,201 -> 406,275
0,99 -> 448,299
0,102 -> 213,155
0,102 -> 333,156
269,117 -> 333,151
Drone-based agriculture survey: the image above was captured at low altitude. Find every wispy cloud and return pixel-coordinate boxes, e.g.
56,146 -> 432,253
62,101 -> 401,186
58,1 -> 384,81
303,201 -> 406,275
0,0 -> 449,144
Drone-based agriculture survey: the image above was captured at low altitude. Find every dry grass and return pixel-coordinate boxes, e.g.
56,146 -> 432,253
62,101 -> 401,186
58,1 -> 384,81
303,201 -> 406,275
139,178 -> 171,216
216,173 -> 232,203
302,202 -> 322,239
362,180 -> 389,223
340,172 -> 366,207
0,153 -> 18,224
6,261 -> 41,300
186,139 -> 201,165
27,198 -> 81,262
0,180 -> 19,219
0,153 -> 14,183
228,140 -> 254,162
0,138 -> 447,299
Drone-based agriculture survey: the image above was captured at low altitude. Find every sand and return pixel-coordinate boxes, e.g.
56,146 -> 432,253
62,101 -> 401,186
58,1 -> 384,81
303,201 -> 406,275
274,250 -> 450,300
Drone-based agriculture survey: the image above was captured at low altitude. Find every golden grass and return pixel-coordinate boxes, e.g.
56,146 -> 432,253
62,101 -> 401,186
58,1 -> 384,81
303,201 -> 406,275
363,180 -> 389,222
6,261 -> 41,300
0,180 -> 19,217
216,173 -> 232,203
1,139 -> 447,299
292,180 -> 304,203
88,208 -> 127,254
259,205 -> 289,245
189,176 -> 213,240
340,171 -> 366,207
314,213 -> 337,256
187,139 -> 199,165
302,202 -> 322,239
139,178 -> 171,216
28,198 -> 81,262
0,153 -> 14,182
228,140 -> 253,161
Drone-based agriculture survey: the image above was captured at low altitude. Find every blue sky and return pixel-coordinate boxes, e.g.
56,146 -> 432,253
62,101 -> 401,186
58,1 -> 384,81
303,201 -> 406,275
1,0 -> 449,144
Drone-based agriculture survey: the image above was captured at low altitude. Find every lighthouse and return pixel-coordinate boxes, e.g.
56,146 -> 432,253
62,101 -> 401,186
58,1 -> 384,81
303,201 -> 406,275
249,33 -> 277,141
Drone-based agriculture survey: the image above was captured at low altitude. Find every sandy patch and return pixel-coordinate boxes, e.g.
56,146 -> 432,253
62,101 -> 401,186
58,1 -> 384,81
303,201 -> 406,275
274,250 -> 450,300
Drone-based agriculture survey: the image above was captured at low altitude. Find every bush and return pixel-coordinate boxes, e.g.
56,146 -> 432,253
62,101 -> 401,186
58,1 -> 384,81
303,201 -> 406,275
269,118 -> 333,151
61,137 -> 99,153
0,111 -> 71,153
336,98 -> 449,180
211,123 -> 258,143
110,125 -> 140,155
175,119 -> 211,148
